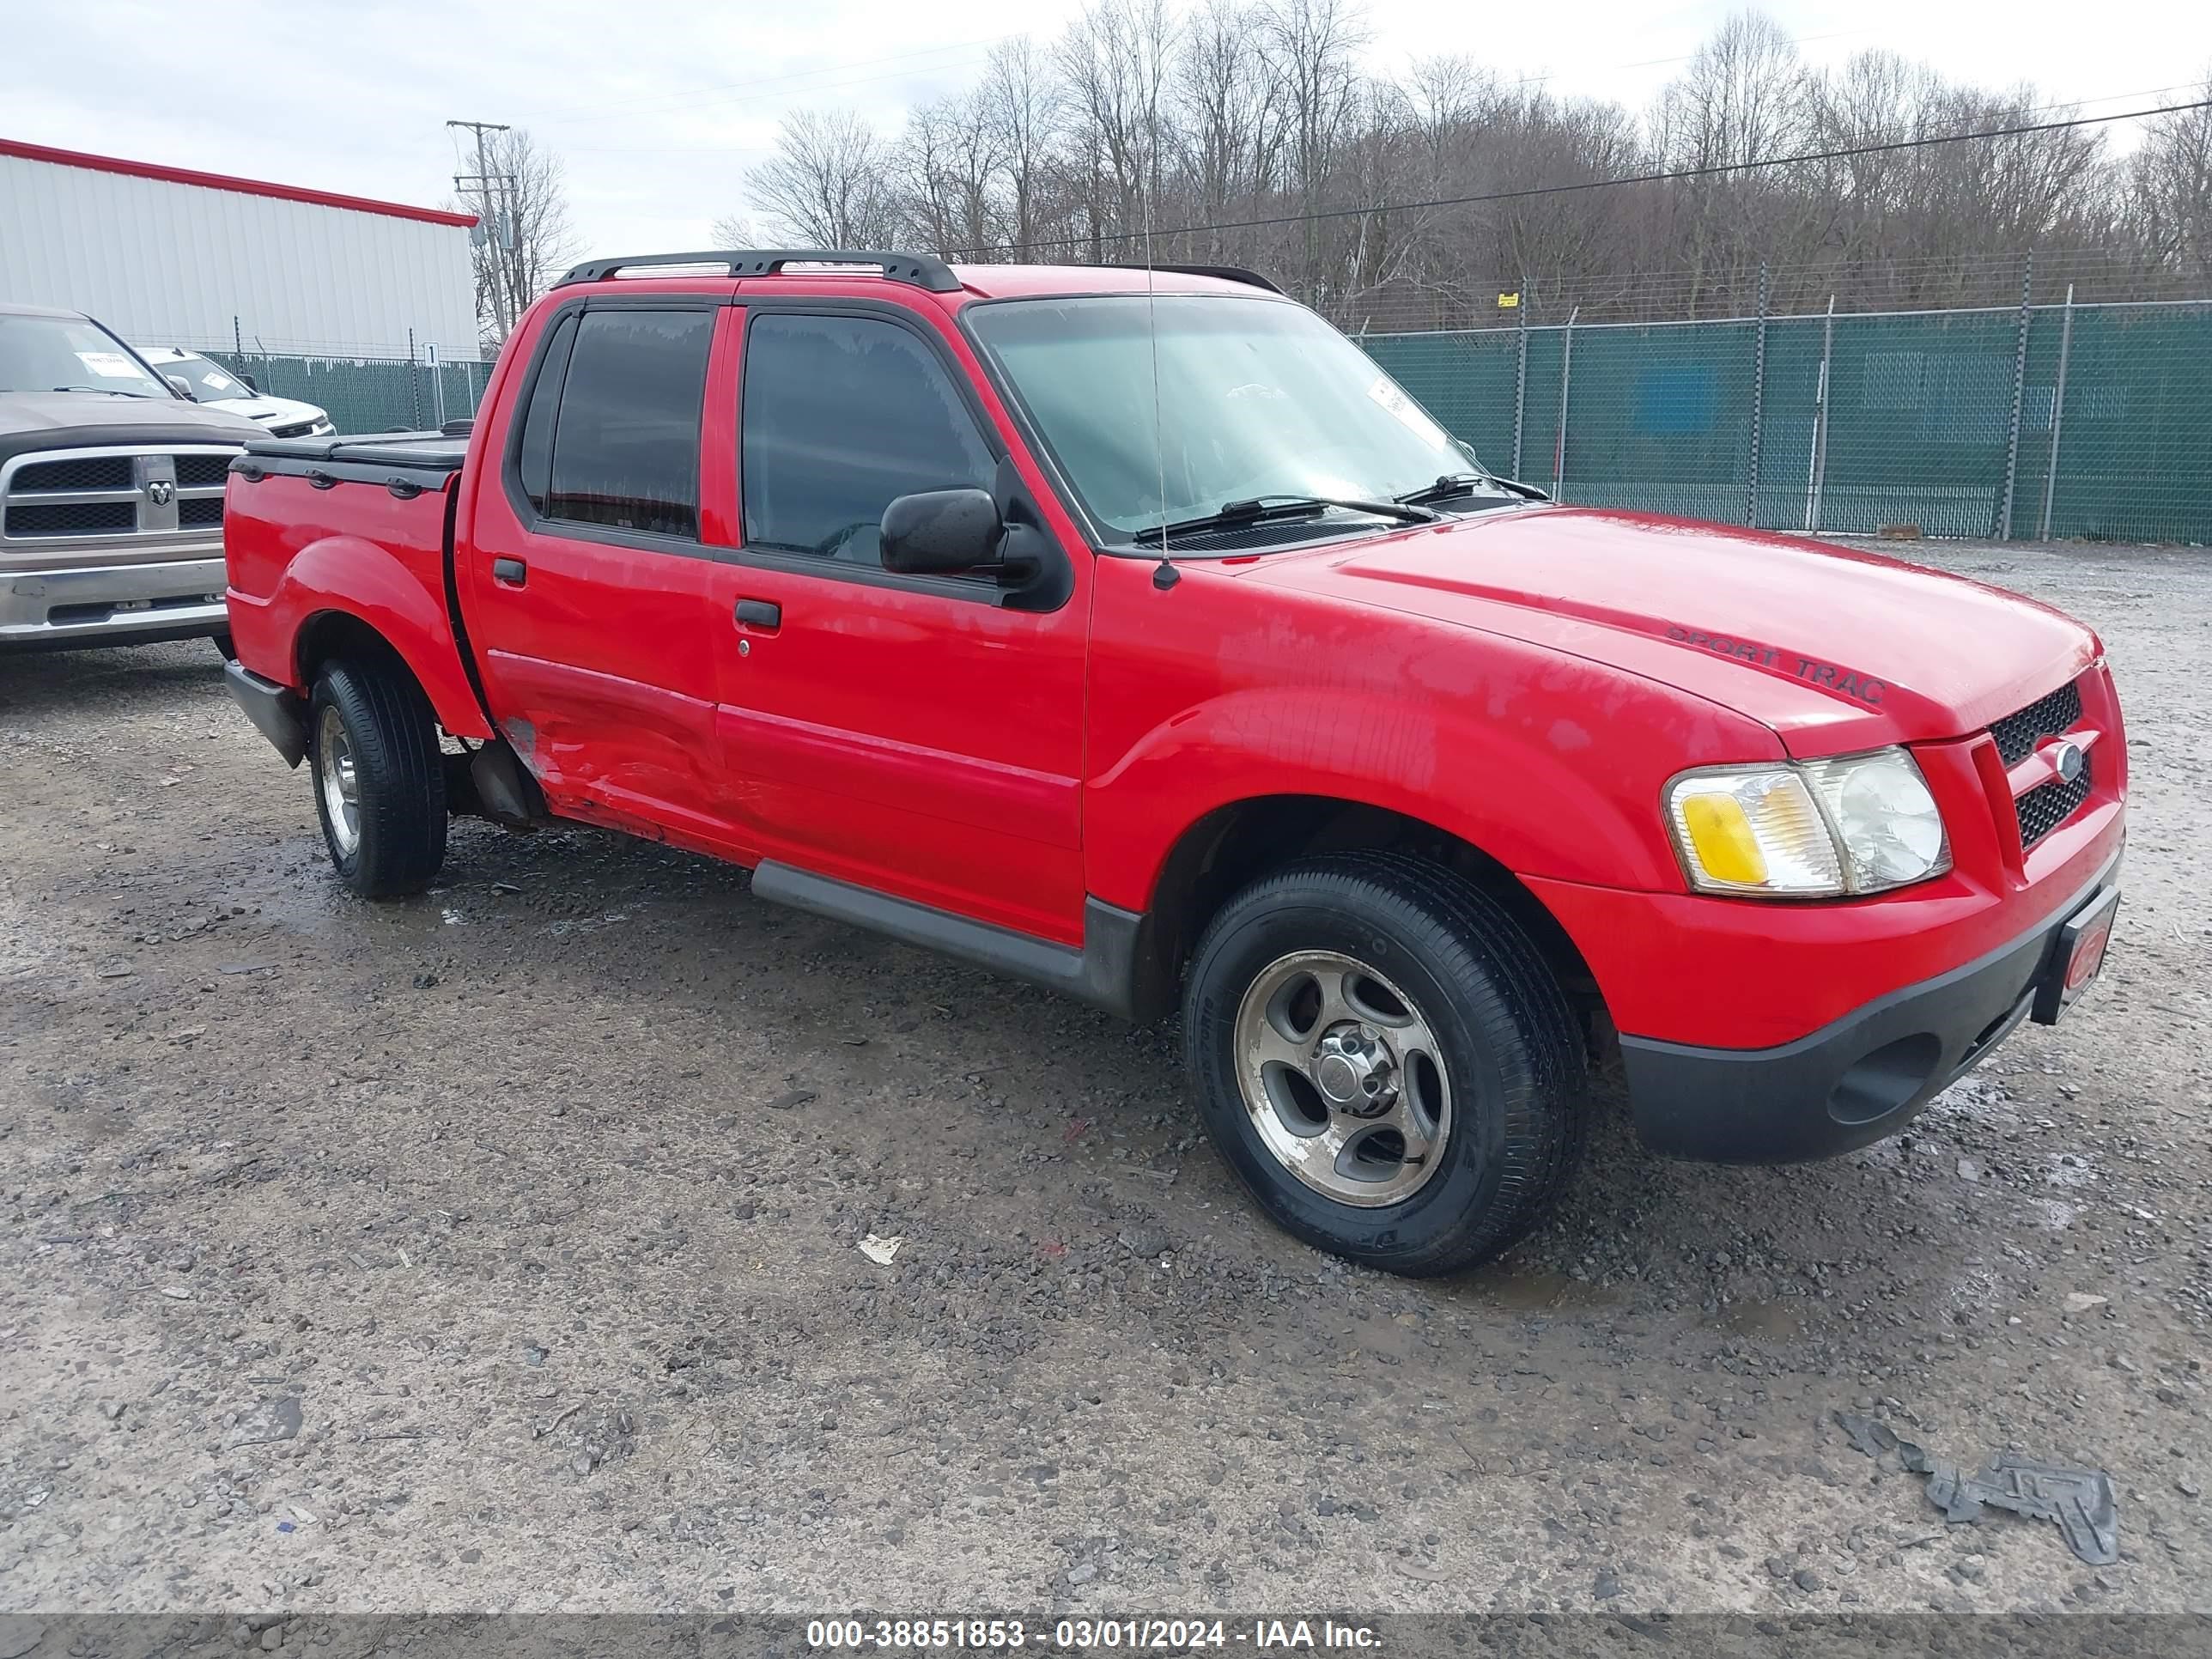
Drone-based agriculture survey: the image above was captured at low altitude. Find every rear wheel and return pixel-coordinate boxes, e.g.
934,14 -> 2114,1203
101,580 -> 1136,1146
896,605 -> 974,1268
1183,851 -> 1585,1276
211,631 -> 235,662
308,657 -> 447,898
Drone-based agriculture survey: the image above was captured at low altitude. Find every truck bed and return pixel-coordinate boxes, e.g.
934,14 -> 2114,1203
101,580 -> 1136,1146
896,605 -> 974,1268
222,426 -> 491,739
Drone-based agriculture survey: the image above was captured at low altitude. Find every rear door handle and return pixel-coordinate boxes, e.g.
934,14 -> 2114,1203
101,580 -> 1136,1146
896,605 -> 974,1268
734,599 -> 781,629
492,557 -> 527,586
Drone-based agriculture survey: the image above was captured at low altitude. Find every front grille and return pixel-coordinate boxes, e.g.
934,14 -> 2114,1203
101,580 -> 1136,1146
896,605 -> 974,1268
1989,680 -> 2083,765
2018,756 -> 2094,848
267,420 -> 318,439
4,501 -> 136,538
14,456 -> 133,492
2,446 -> 240,542
1987,676 -> 2094,848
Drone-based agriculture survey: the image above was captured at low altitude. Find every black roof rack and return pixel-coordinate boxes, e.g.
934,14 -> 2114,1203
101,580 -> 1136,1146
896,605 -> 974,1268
555,249 -> 963,292
1105,262 -> 1283,295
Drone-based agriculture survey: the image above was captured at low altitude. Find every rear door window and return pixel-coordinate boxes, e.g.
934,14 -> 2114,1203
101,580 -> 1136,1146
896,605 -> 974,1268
741,313 -> 996,563
537,308 -> 714,538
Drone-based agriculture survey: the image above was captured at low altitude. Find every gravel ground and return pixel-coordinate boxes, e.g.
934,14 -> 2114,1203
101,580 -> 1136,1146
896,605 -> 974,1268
2,538 -> 2207,1616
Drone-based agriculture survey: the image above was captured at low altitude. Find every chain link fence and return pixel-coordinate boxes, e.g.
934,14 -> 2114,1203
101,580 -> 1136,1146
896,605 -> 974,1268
1360,299 -> 2212,544
196,349 -> 495,436
181,297 -> 2208,544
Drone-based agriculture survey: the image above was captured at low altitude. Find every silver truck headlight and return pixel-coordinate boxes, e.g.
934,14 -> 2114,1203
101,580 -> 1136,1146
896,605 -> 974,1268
1666,747 -> 1949,898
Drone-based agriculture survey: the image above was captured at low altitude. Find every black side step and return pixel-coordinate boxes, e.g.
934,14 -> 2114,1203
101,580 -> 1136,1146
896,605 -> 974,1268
748,861 -> 1165,1022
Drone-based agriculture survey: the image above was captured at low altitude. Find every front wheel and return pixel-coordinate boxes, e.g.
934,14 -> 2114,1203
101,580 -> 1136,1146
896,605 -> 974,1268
308,657 -> 447,898
1183,851 -> 1586,1276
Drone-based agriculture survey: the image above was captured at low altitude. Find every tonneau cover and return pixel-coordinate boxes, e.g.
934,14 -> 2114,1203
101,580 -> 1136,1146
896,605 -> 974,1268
242,429 -> 469,474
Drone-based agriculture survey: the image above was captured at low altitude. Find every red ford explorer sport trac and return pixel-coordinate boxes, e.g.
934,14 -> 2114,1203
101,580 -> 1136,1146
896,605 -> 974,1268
216,250 -> 2125,1275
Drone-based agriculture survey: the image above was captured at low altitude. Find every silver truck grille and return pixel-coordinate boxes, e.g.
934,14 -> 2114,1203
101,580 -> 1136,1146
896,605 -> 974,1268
0,444 -> 240,544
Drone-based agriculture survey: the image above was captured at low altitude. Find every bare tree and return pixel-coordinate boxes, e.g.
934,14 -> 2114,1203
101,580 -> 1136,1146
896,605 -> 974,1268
1650,9 -> 1810,171
981,38 -> 1062,258
1056,0 -> 1177,256
2131,72 -> 2212,283
1647,9 -> 1814,310
897,89 -> 1006,257
1491,93 -> 1650,318
745,110 -> 902,247
708,210 -> 761,246
1175,0 -> 1280,256
726,3 -> 2172,326
460,130 -> 580,349
1261,0 -> 1369,298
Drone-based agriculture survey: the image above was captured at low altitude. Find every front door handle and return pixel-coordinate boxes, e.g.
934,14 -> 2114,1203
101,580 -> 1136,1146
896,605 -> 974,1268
734,599 -> 781,629
492,556 -> 527,586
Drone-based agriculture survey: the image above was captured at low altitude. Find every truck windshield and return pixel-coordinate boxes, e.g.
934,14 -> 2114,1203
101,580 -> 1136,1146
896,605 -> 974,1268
0,314 -> 170,398
155,353 -> 255,403
967,294 -> 1484,544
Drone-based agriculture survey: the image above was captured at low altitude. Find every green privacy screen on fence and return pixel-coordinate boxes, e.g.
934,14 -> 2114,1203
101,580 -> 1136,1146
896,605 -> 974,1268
1360,300 -> 2212,544
204,351 -> 495,440
207,299 -> 2208,545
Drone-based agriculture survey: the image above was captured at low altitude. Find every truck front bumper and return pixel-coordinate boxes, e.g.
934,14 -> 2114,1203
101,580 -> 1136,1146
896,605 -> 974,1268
0,556 -> 228,648
1617,855 -> 2122,1162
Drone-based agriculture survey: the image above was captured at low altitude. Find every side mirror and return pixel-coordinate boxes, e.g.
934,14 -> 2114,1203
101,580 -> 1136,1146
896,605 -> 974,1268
880,488 -> 1004,575
241,374 -> 259,394
164,374 -> 197,401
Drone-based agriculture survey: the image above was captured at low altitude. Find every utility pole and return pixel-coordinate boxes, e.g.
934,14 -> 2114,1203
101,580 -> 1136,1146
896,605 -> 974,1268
447,119 -> 513,337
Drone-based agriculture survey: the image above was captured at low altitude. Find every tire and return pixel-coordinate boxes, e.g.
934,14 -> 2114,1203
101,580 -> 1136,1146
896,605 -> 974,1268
211,631 -> 236,662
307,656 -> 447,898
1183,850 -> 1585,1276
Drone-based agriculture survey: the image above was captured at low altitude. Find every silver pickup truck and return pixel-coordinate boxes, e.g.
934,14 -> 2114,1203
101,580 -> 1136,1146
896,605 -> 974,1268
1,301 -> 264,652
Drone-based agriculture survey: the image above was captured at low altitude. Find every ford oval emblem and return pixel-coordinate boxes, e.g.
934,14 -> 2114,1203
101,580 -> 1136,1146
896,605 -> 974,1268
2051,739 -> 2086,785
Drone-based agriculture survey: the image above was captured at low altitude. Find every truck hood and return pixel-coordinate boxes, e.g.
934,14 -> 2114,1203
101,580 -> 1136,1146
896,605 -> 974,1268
207,393 -> 329,427
0,389 -> 263,470
1248,506 -> 2099,755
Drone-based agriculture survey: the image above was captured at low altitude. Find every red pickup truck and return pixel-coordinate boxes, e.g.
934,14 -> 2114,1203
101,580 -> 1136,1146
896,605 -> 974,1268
221,250 -> 2125,1275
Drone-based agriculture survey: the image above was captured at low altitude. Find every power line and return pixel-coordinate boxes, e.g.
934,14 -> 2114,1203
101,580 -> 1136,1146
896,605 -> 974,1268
977,98 -> 2212,258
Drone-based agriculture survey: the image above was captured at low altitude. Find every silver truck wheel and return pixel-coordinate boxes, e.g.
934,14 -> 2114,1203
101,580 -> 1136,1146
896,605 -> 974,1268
316,704 -> 362,860
1232,949 -> 1451,1208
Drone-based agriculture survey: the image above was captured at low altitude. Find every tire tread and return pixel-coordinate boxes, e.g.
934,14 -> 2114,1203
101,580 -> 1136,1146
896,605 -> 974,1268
312,656 -> 447,898
1185,851 -> 1587,1276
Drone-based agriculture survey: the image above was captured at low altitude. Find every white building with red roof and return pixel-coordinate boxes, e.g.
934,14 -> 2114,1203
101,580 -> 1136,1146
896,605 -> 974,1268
0,138 -> 479,361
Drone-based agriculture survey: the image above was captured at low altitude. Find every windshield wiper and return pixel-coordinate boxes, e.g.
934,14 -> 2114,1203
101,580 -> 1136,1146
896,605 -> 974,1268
1139,493 -> 1437,545
1396,471 -> 1549,507
48,384 -> 155,398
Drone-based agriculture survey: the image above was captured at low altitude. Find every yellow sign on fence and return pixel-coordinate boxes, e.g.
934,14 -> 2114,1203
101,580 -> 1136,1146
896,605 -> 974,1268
1498,292 -> 1521,309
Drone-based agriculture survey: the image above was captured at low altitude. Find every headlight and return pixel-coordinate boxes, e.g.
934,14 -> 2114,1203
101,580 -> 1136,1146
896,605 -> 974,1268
311,420 -> 336,435
1666,747 -> 1949,898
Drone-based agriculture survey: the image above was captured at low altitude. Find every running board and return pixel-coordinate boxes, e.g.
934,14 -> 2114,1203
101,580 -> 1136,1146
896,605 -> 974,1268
748,861 -> 1164,1022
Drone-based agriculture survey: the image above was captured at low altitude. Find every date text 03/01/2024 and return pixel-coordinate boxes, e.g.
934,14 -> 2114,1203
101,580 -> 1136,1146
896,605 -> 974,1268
803,1619 -> 1383,1650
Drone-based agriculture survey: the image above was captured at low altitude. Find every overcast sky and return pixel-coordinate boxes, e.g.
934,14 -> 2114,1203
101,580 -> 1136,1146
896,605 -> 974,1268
4,0 -> 2206,258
